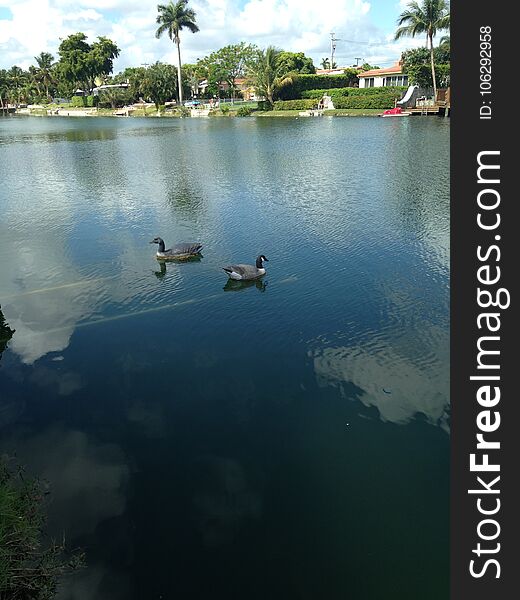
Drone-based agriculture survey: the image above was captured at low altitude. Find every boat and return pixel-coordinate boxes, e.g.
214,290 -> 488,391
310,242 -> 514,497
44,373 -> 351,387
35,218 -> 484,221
380,106 -> 411,117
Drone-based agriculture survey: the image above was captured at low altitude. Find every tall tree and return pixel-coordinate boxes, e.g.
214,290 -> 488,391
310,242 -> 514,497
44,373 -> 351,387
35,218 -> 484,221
0,70 -> 8,109
182,63 -> 203,98
57,33 -> 120,94
34,52 -> 55,101
141,62 -> 178,113
401,46 -> 450,88
394,0 -> 450,100
202,43 -> 257,100
7,66 -> 27,104
155,0 -> 199,105
277,51 -> 315,75
246,46 -> 294,107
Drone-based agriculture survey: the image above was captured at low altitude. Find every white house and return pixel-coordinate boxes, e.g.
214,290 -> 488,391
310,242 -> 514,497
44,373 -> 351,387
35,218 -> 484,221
315,67 -> 353,76
358,61 -> 409,89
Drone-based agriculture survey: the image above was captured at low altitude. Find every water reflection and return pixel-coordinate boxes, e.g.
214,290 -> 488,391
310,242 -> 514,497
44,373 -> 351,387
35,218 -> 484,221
153,261 -> 167,280
191,456 -> 262,547
312,338 -> 449,431
223,279 -> 267,292
3,426 -> 129,538
0,117 -> 450,599
1,425 -> 131,600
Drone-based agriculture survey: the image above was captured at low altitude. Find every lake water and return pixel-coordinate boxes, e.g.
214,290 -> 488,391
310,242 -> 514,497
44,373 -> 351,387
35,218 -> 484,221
0,115 -> 450,599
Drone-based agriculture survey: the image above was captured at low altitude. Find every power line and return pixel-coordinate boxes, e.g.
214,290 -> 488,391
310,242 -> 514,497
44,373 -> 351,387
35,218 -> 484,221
335,37 -> 391,47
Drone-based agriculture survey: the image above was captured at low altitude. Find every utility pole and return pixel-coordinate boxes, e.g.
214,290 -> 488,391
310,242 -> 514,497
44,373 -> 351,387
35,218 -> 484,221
354,57 -> 362,67
330,32 -> 340,69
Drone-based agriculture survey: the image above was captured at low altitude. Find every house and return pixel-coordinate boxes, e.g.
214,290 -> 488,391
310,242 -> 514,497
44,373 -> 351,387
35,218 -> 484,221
196,77 -> 258,100
315,67 -> 350,76
358,61 -> 409,89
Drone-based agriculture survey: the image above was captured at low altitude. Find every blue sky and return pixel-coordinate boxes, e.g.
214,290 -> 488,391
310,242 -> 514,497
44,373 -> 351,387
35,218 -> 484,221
0,0 -> 422,72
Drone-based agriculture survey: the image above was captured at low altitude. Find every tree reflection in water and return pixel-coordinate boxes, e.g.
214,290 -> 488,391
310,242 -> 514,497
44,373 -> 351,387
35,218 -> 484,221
0,306 -> 15,361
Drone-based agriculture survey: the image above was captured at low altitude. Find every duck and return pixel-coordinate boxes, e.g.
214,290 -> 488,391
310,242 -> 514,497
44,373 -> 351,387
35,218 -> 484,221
150,237 -> 203,260
222,255 -> 268,280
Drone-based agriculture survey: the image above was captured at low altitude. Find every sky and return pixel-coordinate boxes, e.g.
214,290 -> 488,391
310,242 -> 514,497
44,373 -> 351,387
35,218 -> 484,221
0,0 -> 425,72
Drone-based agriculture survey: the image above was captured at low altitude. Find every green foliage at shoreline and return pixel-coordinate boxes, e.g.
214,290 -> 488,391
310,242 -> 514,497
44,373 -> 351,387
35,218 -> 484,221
0,458 -> 83,599
301,86 -> 407,99
276,72 -> 360,100
333,90 -> 403,109
273,88 -> 403,110
70,95 -> 97,107
273,99 -> 316,110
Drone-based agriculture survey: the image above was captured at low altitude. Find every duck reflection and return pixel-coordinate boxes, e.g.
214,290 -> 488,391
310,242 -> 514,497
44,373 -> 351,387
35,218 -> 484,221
223,279 -> 267,293
0,306 -> 15,361
153,254 -> 203,279
153,261 -> 167,280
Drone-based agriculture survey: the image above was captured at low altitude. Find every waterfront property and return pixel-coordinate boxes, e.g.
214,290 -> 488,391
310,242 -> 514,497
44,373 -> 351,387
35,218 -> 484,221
358,61 -> 409,88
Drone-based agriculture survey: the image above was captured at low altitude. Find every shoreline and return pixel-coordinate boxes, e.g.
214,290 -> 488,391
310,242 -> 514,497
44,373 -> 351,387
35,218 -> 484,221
8,107 -> 386,119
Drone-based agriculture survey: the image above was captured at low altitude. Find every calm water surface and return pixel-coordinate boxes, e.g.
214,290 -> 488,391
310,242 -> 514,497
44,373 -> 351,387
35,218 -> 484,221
0,115 -> 449,599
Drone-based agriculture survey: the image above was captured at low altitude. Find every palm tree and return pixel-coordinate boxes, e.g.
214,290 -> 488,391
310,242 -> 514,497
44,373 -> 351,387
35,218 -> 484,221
247,47 -> 294,107
34,52 -> 55,102
320,58 -> 330,69
7,66 -> 26,105
155,0 -> 199,105
395,0 -> 450,101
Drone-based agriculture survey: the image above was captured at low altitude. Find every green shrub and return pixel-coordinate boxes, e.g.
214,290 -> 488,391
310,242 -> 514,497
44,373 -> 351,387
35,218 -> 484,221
272,99 -> 316,111
220,104 -> 230,114
256,100 -> 271,111
301,86 -> 407,99
236,106 -> 252,117
0,458 -> 83,599
277,73 -> 359,100
70,95 -> 97,108
70,96 -> 84,107
333,91 -> 403,109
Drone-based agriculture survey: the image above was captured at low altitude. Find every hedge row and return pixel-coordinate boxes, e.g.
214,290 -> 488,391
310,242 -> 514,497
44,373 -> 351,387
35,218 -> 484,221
273,89 -> 404,110
277,73 -> 358,100
71,95 -> 97,107
301,86 -> 407,99
333,91 -> 403,109
272,99 -> 317,110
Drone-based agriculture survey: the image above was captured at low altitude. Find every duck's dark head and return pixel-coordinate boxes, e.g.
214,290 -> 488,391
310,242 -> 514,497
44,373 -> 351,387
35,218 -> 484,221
150,237 -> 165,252
256,255 -> 269,268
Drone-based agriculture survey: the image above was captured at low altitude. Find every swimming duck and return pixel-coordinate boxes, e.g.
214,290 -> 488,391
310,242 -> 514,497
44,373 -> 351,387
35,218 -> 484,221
222,255 -> 268,280
150,237 -> 203,260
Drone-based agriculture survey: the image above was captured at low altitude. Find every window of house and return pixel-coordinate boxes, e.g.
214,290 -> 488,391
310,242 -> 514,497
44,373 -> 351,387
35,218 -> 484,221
384,75 -> 409,87
364,78 -> 375,87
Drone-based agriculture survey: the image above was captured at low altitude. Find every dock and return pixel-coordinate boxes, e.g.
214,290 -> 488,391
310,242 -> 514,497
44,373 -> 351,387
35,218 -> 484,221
409,88 -> 450,117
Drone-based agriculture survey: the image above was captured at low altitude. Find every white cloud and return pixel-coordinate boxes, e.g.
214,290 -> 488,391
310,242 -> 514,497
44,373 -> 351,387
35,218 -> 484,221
0,0 -> 412,71
62,9 -> 103,22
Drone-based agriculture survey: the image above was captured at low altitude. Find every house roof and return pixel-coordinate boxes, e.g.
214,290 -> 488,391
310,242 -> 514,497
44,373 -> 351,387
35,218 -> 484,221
358,62 -> 404,78
315,68 -> 350,75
